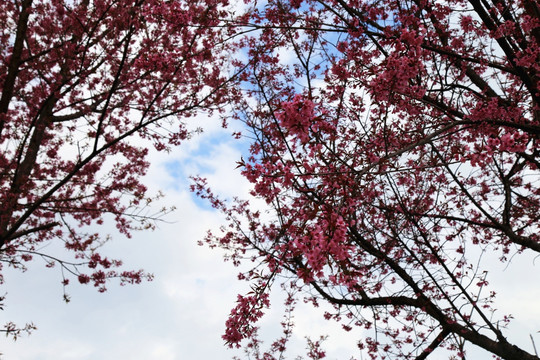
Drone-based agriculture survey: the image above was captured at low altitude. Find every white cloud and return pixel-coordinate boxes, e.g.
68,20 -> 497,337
1,111 -> 539,360
0,116 -> 249,359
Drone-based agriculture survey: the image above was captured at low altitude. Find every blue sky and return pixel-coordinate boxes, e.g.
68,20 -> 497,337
0,114 -> 251,359
1,110 -> 539,360
1,14 -> 540,356
0,113 -> 357,359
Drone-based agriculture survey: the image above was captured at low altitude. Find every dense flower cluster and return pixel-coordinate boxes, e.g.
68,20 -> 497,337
0,0 -> 233,332
196,0 -> 540,359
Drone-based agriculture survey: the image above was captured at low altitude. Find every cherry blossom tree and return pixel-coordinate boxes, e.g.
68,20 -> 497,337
194,0 -> 540,358
0,0 -> 234,336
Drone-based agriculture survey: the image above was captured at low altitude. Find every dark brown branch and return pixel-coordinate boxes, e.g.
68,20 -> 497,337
0,0 -> 33,134
5,222 -> 60,243
468,0 -> 539,103
415,329 -> 450,360
310,281 -> 422,308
